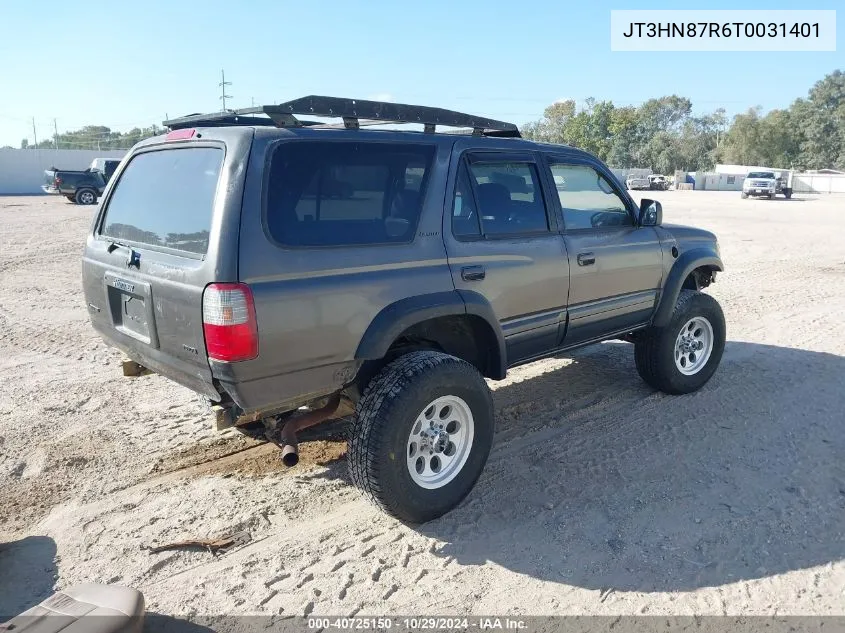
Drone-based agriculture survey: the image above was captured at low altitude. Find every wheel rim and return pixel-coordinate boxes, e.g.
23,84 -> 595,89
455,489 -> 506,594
406,395 -> 474,490
80,191 -> 94,204
674,316 -> 714,375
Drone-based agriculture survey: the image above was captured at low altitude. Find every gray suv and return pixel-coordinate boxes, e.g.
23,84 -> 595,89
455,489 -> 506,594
82,96 -> 725,523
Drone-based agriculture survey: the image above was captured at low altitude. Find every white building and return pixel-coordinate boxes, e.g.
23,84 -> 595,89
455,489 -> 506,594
0,148 -> 126,195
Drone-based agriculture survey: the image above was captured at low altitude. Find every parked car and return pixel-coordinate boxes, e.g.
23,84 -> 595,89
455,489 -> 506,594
42,158 -> 122,205
648,174 -> 669,190
741,170 -> 793,199
625,173 -> 651,190
82,96 -> 725,523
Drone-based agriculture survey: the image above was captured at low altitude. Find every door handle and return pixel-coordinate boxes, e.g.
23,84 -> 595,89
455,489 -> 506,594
461,265 -> 486,281
577,252 -> 595,266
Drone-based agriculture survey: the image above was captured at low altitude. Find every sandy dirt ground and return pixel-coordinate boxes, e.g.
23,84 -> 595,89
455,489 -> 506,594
1,191 -> 844,626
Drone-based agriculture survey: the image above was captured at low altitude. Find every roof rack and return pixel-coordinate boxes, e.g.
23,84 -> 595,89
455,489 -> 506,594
163,95 -> 521,138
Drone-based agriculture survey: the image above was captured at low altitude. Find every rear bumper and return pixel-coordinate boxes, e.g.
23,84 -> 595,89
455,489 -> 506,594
41,185 -> 61,195
211,358 -> 361,418
92,321 -> 222,401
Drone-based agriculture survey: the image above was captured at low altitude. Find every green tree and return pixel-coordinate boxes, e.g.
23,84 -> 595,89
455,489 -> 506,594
798,70 -> 845,169
607,106 -> 638,167
676,109 -> 726,171
715,107 -> 764,166
521,71 -> 844,173
758,109 -> 802,168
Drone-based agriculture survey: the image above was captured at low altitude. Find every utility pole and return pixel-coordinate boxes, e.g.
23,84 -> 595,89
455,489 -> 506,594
219,70 -> 232,111
53,119 -> 59,150
31,117 -> 38,149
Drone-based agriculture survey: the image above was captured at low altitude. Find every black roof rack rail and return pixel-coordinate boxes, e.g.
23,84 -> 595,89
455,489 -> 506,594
163,95 -> 521,138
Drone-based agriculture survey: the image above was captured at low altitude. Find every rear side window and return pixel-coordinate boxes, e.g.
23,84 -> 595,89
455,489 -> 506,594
452,163 -> 481,238
266,141 -> 435,247
101,148 -> 223,255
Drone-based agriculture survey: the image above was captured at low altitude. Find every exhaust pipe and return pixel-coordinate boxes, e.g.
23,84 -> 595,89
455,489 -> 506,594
278,395 -> 341,468
280,444 -> 299,468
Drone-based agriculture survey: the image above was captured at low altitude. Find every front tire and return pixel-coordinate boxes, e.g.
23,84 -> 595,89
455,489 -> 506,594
75,188 -> 97,205
348,351 -> 494,523
740,192 -> 748,199
635,290 -> 726,395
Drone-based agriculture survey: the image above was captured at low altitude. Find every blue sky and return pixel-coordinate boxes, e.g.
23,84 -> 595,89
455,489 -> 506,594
0,0 -> 841,147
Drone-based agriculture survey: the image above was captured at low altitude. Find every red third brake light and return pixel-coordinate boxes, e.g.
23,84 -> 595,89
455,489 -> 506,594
202,283 -> 259,362
166,128 -> 196,141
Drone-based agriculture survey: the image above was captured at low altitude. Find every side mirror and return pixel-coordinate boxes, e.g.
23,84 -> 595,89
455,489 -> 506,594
639,199 -> 662,226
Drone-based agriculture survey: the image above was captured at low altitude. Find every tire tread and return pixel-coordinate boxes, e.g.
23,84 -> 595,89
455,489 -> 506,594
635,290 -> 723,394
348,351 -> 488,521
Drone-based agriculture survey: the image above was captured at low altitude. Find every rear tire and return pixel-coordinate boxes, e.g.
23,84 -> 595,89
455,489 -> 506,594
635,290 -> 726,395
348,351 -> 494,523
784,189 -> 793,199
75,188 -> 97,205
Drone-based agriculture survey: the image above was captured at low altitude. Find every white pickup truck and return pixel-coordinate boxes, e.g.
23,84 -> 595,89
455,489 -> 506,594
741,171 -> 794,199
625,173 -> 651,190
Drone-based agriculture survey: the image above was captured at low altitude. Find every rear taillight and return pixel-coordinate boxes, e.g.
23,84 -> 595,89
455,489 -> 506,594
202,283 -> 258,362
54,177 -> 62,186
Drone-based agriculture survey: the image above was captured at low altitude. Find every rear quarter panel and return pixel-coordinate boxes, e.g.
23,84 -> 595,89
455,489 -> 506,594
224,130 -> 457,414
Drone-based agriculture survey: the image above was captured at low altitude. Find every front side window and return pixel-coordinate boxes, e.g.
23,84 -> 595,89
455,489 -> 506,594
266,141 -> 435,247
549,162 -> 632,230
466,161 -> 548,236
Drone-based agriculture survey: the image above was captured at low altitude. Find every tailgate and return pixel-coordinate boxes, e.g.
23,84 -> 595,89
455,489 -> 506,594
82,141 -> 241,400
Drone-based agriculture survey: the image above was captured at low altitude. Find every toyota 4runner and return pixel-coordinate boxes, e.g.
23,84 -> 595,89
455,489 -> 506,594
82,96 -> 725,523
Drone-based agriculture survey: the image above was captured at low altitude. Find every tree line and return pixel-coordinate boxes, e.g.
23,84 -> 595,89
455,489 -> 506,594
522,70 -> 844,174
14,69 -> 843,172
20,125 -> 164,151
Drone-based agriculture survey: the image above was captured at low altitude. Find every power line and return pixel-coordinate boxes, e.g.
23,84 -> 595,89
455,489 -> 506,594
219,70 -> 232,111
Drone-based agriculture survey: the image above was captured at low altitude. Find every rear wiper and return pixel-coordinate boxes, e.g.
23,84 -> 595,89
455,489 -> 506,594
106,239 -> 129,253
106,239 -> 141,268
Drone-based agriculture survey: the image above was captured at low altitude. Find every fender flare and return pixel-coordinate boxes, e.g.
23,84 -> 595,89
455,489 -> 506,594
653,248 -> 724,327
355,289 -> 507,379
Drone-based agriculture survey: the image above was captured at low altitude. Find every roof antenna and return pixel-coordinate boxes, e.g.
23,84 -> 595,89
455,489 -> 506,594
219,70 -> 232,112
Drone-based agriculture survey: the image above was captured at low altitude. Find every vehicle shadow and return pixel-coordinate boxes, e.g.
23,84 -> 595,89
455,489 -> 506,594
144,614 -> 217,632
145,615 -> 305,632
0,535 -> 58,619
417,340 -> 845,592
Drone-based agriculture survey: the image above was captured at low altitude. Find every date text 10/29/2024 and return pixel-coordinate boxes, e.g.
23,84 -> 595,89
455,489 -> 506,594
307,617 -> 528,631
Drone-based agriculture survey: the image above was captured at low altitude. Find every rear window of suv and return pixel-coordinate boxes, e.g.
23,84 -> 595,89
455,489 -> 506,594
100,147 -> 223,255
266,141 -> 435,247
